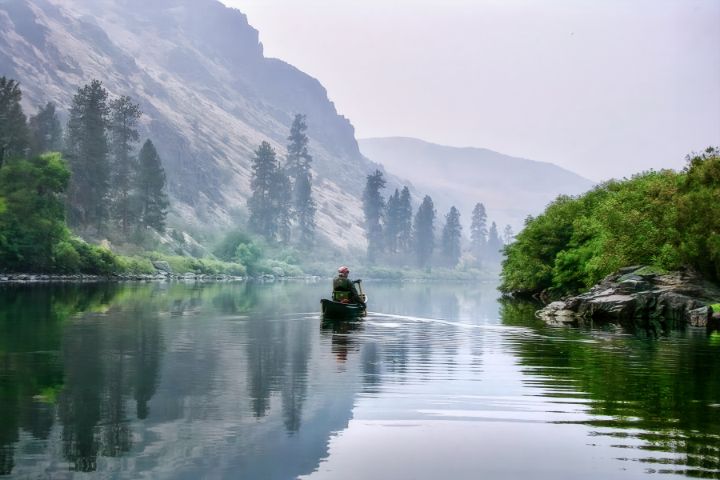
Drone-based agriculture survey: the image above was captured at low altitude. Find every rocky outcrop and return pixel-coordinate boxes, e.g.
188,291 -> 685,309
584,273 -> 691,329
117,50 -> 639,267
537,266 -> 720,331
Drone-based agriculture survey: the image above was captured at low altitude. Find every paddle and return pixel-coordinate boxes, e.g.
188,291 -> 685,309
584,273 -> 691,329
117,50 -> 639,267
353,279 -> 367,309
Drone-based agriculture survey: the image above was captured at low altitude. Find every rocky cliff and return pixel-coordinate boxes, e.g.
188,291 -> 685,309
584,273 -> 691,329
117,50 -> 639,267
537,266 -> 720,333
0,0 -> 393,249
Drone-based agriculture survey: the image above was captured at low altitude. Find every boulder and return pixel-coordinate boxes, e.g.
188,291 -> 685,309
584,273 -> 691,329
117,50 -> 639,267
152,261 -> 173,273
689,306 -> 711,327
536,266 -> 720,330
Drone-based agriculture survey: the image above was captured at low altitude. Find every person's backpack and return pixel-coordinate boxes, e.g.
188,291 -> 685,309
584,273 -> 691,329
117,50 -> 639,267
332,290 -> 351,303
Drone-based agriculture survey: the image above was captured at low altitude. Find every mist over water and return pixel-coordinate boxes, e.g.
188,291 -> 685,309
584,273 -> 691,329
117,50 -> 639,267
1,281 -> 719,479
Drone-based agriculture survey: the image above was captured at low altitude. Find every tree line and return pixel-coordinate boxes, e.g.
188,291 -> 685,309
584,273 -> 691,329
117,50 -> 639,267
362,169 -> 512,269
500,147 -> 720,297
0,76 -> 168,271
246,114 -> 317,246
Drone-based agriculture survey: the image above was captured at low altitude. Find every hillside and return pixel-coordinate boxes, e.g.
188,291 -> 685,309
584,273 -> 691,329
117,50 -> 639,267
0,0 -> 399,250
359,137 -> 594,230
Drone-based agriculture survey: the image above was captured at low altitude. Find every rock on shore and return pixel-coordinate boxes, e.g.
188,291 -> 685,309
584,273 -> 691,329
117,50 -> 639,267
537,266 -> 720,330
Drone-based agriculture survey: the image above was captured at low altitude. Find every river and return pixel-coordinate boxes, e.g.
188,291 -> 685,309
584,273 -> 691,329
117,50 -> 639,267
0,281 -> 718,479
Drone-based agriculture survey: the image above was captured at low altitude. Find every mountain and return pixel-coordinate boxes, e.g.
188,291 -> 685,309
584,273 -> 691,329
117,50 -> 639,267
359,137 -> 595,231
0,0 -> 396,250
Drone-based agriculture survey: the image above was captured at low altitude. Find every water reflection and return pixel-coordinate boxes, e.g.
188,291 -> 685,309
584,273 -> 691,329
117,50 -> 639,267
500,298 -> 720,478
0,282 -> 718,479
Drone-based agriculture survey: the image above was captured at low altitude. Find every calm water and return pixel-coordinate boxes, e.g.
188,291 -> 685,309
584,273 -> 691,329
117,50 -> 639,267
1,281 -> 719,479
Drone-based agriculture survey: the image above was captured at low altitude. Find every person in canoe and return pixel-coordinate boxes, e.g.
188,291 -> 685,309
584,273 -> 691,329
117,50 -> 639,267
333,266 -> 366,309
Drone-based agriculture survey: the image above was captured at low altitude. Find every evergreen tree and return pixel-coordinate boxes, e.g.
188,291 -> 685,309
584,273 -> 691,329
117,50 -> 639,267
248,141 -> 281,240
384,188 -> 401,254
65,79 -> 110,230
0,152 -> 70,271
470,202 -> 488,258
28,102 -> 63,157
503,224 -> 515,244
362,169 -> 386,262
286,114 -> 316,244
413,195 -> 436,268
275,167 -> 293,244
486,221 -> 503,262
0,77 -> 29,167
136,140 -> 168,232
441,206 -> 462,267
293,171 -> 315,245
398,186 -> 413,253
108,95 -> 142,233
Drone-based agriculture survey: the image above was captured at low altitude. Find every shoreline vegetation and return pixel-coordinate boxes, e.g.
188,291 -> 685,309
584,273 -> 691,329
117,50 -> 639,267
500,148 -> 720,329
500,147 -> 719,300
1,76 -> 507,281
0,267 -> 498,284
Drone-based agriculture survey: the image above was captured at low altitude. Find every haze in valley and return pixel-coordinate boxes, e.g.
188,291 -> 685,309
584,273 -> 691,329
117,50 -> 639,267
227,0 -> 720,182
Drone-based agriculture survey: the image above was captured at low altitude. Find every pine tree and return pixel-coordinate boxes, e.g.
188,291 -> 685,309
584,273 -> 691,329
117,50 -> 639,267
0,77 -> 29,167
286,114 -> 316,244
275,167 -> 293,244
470,202 -> 488,258
398,186 -> 413,253
108,95 -> 142,233
384,188 -> 401,254
136,140 -> 168,232
362,169 -> 386,262
486,221 -> 503,262
441,206 -> 462,267
28,102 -> 63,157
503,224 -> 514,244
413,195 -> 436,268
248,141 -> 281,240
293,171 -> 316,245
65,79 -> 110,229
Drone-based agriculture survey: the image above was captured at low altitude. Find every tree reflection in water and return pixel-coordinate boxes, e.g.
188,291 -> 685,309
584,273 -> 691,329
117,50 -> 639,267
500,298 -> 720,477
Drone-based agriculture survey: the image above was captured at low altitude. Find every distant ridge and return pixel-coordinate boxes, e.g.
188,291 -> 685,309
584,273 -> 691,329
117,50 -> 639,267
0,0 -> 404,250
359,137 -> 595,230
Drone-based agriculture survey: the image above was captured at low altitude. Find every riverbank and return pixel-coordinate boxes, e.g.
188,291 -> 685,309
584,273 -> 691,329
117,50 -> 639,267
0,272 -> 329,283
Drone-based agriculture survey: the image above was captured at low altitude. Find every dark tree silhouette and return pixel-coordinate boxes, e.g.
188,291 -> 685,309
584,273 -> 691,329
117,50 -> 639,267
441,206 -> 462,267
413,195 -> 436,268
65,80 -> 110,230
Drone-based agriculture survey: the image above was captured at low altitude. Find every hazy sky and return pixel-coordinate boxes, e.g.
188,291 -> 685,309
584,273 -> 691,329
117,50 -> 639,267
222,0 -> 719,181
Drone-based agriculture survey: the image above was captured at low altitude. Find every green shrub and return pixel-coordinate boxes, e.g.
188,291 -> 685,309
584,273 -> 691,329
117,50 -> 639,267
501,148 -> 719,297
53,241 -> 81,273
71,239 -> 120,275
117,256 -> 156,274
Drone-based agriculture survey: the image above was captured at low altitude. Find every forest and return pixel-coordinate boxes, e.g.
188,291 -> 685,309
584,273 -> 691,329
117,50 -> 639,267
500,147 -> 720,297
0,76 -> 510,277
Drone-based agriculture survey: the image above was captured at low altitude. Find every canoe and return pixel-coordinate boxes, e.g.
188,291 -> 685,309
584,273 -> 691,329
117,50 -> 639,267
321,299 -> 366,318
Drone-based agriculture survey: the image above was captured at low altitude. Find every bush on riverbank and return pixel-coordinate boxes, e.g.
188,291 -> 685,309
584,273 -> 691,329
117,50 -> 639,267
500,147 -> 720,297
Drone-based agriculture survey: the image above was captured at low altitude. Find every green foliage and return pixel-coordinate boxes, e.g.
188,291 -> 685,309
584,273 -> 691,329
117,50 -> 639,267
65,79 -> 111,229
413,195 -> 436,268
363,169 -> 386,263
441,206 -> 462,267
145,252 -> 247,276
0,76 -> 30,166
53,240 -> 81,273
470,202 -> 488,258
248,141 -> 286,241
286,114 -> 316,245
136,139 -> 169,232
70,239 -> 121,275
29,102 -> 63,156
116,256 -> 156,274
0,153 -> 71,271
500,149 -> 720,296
108,95 -> 142,233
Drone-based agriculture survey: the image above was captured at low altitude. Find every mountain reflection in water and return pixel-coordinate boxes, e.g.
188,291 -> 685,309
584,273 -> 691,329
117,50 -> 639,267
0,281 -> 718,479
